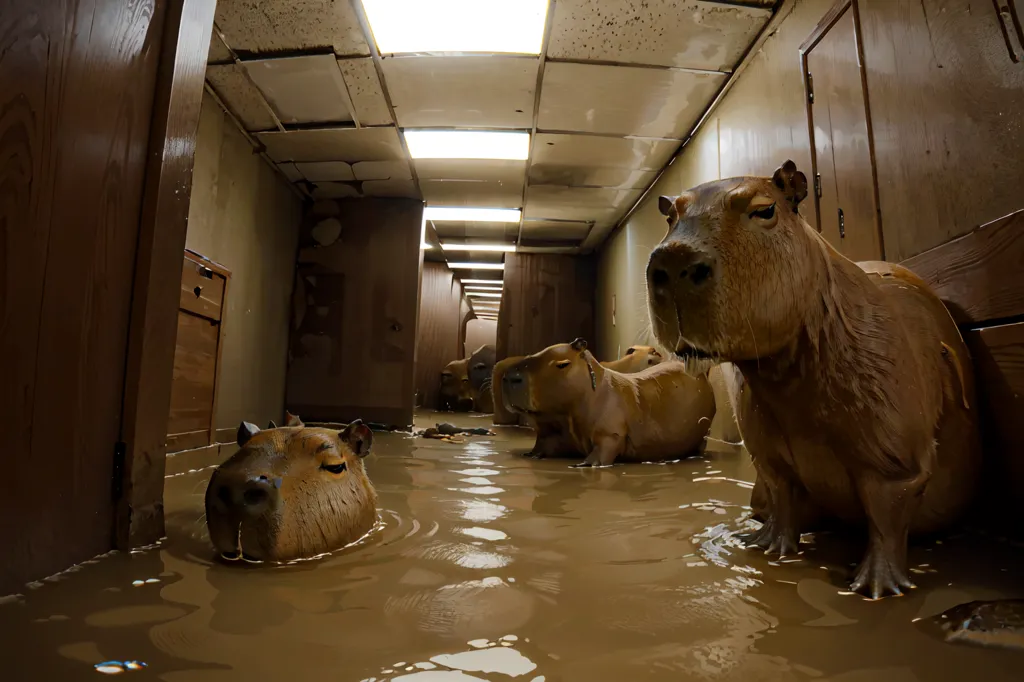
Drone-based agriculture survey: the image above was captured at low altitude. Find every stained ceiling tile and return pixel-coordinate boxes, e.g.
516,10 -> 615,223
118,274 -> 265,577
243,55 -> 353,125
532,133 -> 678,170
421,179 -> 524,208
337,58 -> 393,126
362,178 -> 421,198
538,62 -> 725,138
529,166 -> 657,189
295,161 -> 355,182
214,0 -> 369,56
520,220 -> 592,242
524,185 -> 642,225
546,0 -> 770,71
414,159 -> 526,184
352,160 -> 412,181
206,64 -> 278,131
257,127 -> 405,163
383,56 -> 536,128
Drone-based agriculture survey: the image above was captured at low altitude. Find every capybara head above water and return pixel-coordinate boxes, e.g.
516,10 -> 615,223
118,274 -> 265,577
205,420 -> 378,563
646,160 -> 815,371
439,358 -> 474,410
503,339 -> 596,414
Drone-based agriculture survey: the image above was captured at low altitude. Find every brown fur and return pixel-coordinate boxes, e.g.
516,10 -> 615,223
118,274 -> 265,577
439,358 -> 473,411
205,420 -> 377,562
491,356 -> 524,426
503,339 -> 716,466
601,345 -> 665,373
647,161 -> 981,598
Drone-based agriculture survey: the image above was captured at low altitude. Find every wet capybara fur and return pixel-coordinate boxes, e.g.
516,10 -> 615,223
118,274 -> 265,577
601,345 -> 665,373
646,160 -> 981,599
502,339 -> 716,466
205,420 -> 378,562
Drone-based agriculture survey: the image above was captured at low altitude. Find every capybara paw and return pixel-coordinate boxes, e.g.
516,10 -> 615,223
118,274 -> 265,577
571,459 -> 596,468
740,520 -> 776,550
741,520 -> 799,557
850,552 -> 916,600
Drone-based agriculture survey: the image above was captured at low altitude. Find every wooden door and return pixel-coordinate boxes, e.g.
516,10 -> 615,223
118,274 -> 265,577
166,252 -> 229,452
802,1 -> 884,261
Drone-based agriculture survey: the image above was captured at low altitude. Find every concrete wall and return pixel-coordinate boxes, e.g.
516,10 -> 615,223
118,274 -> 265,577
185,91 -> 302,432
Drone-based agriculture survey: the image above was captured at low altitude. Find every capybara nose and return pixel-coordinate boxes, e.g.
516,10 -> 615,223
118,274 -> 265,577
647,243 -> 715,294
214,474 -> 278,517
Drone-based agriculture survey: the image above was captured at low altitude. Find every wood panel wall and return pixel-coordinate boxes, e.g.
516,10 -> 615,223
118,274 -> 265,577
287,199 -> 424,428
416,262 -> 470,410
497,253 -> 597,361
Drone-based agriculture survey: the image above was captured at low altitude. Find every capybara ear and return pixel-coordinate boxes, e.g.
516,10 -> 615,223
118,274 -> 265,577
284,410 -> 304,427
571,338 -> 588,353
267,420 -> 278,429
658,195 -> 674,217
341,419 -> 373,458
237,421 -> 260,447
772,159 -> 808,210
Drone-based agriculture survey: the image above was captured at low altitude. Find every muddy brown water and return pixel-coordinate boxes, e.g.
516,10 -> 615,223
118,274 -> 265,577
2,411 -> 1022,681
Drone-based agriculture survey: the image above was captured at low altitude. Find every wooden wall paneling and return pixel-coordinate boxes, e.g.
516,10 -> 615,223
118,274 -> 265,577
858,0 -> 1024,260
415,261 -> 464,410
117,0 -> 217,548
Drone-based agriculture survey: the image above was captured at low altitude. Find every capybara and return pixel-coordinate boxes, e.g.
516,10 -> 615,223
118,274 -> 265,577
646,160 -> 981,598
502,339 -> 716,466
205,420 -> 378,562
601,345 -> 665,373
439,358 -> 473,411
468,344 -> 497,412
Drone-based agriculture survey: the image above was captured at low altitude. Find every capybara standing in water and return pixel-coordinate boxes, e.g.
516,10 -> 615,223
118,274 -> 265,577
438,358 -> 473,411
503,339 -> 716,466
646,160 -> 981,599
206,420 -> 378,562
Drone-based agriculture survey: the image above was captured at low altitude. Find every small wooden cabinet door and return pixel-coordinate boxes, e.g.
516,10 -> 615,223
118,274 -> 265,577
166,253 -> 229,452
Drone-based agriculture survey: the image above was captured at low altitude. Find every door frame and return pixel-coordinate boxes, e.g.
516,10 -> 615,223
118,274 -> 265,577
799,0 -> 886,259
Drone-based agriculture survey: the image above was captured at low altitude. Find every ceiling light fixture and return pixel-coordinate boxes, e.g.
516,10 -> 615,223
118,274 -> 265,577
468,292 -> 502,298
406,130 -> 530,161
461,278 -> 503,285
464,285 -> 503,292
360,0 -> 549,55
448,262 -> 505,270
440,241 -> 516,252
424,207 -> 521,223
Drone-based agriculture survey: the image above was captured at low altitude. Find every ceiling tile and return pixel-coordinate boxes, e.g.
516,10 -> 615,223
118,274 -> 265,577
383,56 -> 536,128
352,160 -> 412,181
208,32 -> 232,63
538,62 -> 725,138
421,179 -> 523,208
206,65 -> 278,131
524,185 -> 642,225
517,245 -> 583,254
312,182 -> 361,199
215,0 -> 369,56
278,162 -> 304,182
337,58 -> 393,126
295,161 -> 355,182
529,166 -> 657,189
546,0 -> 770,71
257,127 -> 404,163
431,221 -> 520,242
362,178 -> 421,198
243,55 -> 353,126
520,220 -> 592,242
414,159 -> 526,183
532,133 -> 677,170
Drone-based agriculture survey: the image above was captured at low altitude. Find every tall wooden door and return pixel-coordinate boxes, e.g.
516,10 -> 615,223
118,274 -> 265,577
0,0 -> 167,593
802,1 -> 884,261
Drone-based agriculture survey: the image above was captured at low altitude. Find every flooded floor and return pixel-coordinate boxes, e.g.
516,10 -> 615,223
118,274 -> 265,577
2,411 -> 1023,681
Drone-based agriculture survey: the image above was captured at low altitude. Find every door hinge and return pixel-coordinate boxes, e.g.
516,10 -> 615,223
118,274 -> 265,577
807,72 -> 814,104
838,207 -> 846,239
112,441 -> 127,502
814,173 -> 822,198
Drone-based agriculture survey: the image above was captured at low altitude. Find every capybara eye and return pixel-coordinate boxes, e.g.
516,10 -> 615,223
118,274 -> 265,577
321,461 -> 347,475
461,378 -> 470,383
556,360 -> 571,369
750,203 -> 776,220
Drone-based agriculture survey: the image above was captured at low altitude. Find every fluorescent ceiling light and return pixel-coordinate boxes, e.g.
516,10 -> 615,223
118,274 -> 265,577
424,207 -> 521,223
441,241 -> 516,252
464,285 -> 503,292
468,292 -> 502,298
360,0 -> 549,55
448,262 -> 504,270
406,130 -> 530,161
461,278 -> 503,284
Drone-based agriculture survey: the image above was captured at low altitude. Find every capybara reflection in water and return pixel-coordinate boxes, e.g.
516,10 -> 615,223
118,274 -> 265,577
646,160 -> 981,599
601,345 -> 665,373
205,419 -> 378,562
502,339 -> 716,466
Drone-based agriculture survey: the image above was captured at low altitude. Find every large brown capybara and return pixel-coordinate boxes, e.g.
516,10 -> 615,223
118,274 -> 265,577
439,358 -> 473,411
502,339 -> 716,466
491,356 -> 524,426
468,343 -> 497,412
646,160 -> 981,599
205,420 -> 378,562
492,354 -> 578,456
601,345 -> 664,373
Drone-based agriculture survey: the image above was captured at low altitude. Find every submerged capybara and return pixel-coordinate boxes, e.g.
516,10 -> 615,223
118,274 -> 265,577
439,358 -> 473,411
468,344 -> 497,412
646,160 -> 981,598
205,420 -> 378,562
601,345 -> 665,373
502,339 -> 716,466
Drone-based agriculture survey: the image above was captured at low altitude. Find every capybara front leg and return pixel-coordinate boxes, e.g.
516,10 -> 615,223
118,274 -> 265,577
742,463 -> 803,558
850,472 -> 927,599
572,434 -> 622,468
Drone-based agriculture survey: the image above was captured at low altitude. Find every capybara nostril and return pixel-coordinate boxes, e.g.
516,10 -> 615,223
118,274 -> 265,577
243,486 -> 269,507
691,262 -> 713,285
650,268 -> 670,287
648,243 -> 714,293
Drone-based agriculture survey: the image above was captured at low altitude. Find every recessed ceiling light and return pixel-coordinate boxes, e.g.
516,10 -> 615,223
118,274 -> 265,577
406,131 -> 530,161
425,207 -> 521,223
360,0 -> 549,55
448,262 -> 505,270
441,242 -> 516,253
468,292 -> 502,298
464,285 -> 503,292
461,278 -> 503,285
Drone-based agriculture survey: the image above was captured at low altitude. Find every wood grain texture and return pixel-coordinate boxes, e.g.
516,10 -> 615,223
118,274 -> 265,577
901,209 -> 1024,326
166,310 -> 220,439
497,253 -> 597,361
0,0 -> 169,593
118,0 -> 216,549
286,198 -> 424,428
415,262 -> 467,410
179,257 -> 225,319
